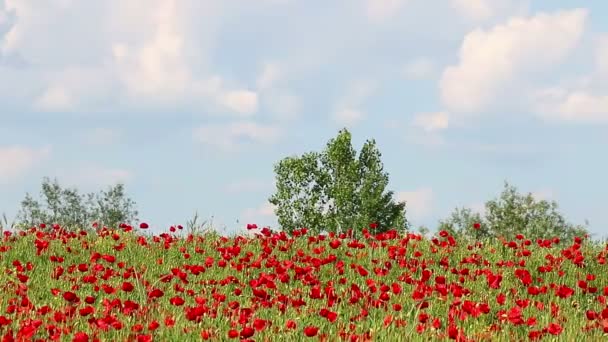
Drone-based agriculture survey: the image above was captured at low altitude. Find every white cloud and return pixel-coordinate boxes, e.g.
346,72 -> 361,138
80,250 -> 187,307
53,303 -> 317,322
365,0 -> 408,22
218,90 -> 259,116
333,108 -> 365,127
30,66 -> 116,113
440,9 -> 587,114
551,92 -> 608,123
0,145 -> 52,183
597,35 -> 608,76
107,1 -> 222,102
533,87 -> 608,124
244,202 -> 276,217
256,62 -> 283,91
332,80 -> 377,127
192,121 -> 283,151
255,62 -> 301,120
0,0 -> 262,116
396,188 -> 434,221
241,202 -> 277,229
412,111 -> 449,132
531,189 -> 554,201
34,85 -> 72,112
450,0 -> 529,22
402,58 -> 435,80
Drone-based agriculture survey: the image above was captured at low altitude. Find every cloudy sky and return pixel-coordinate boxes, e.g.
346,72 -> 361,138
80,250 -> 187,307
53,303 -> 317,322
1,0 -> 607,238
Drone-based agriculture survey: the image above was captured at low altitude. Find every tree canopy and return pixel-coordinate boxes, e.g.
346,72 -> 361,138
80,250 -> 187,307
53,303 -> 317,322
269,128 -> 408,236
16,177 -> 138,231
438,181 -> 588,242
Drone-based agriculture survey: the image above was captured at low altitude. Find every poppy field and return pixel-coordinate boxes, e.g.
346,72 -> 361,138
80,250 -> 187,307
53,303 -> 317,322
0,222 -> 607,342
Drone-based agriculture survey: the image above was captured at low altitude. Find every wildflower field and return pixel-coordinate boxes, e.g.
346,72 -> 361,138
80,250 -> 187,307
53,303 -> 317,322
0,222 -> 607,342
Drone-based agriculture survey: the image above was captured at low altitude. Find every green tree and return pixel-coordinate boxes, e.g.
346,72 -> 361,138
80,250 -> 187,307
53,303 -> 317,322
437,207 -> 489,240
439,181 -> 588,241
269,128 -> 408,235
16,177 -> 138,231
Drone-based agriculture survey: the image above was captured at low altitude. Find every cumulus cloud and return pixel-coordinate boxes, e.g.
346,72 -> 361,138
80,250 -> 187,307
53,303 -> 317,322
218,90 -> 259,116
240,202 -> 277,230
531,188 -> 555,201
412,111 -> 449,132
0,0 -> 259,116
332,80 -> 378,127
440,9 -> 587,114
365,0 -> 408,22
450,0 -> 529,22
256,62 -> 301,121
0,145 -> 52,184
532,77 -> 608,124
396,188 -> 434,221
544,92 -> 608,123
256,62 -> 283,91
34,85 -> 72,112
242,202 -> 276,218
596,35 -> 608,76
333,108 -> 365,127
192,121 -> 283,151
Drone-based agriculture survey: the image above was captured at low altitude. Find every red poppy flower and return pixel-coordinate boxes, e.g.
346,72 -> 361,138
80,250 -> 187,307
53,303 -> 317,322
303,326 -> 319,337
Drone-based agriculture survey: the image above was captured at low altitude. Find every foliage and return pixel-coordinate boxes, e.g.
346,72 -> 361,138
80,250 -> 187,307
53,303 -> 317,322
439,181 -> 589,242
16,177 -> 138,231
269,128 -> 408,235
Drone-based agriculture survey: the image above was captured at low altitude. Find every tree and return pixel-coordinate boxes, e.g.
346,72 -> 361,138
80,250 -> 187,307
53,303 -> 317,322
16,177 -> 138,231
439,181 -> 588,241
269,128 -> 408,235
437,207 -> 489,240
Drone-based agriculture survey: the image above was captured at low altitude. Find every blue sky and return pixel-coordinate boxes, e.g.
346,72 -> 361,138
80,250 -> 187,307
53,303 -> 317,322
1,0 -> 607,238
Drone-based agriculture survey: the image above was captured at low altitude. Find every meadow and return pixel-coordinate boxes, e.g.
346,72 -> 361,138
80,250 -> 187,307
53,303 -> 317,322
0,222 -> 607,341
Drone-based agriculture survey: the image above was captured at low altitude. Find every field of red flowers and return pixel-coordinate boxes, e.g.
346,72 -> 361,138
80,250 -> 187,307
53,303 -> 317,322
0,222 -> 607,341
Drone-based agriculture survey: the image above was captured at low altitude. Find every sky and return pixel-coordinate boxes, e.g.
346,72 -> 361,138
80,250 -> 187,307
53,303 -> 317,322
1,0 -> 607,238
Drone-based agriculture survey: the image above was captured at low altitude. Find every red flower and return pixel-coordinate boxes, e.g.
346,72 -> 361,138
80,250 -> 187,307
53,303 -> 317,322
473,222 -> 481,230
240,327 -> 255,338
148,289 -> 164,299
169,296 -> 185,306
78,306 -> 94,317
246,224 -> 258,230
547,323 -> 563,335
139,222 -> 149,229
62,291 -> 78,303
121,282 -> 134,292
487,273 -> 503,289
303,326 -> 319,337
286,320 -> 297,330
72,332 -> 89,342
148,321 -> 160,331
556,285 -> 574,299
